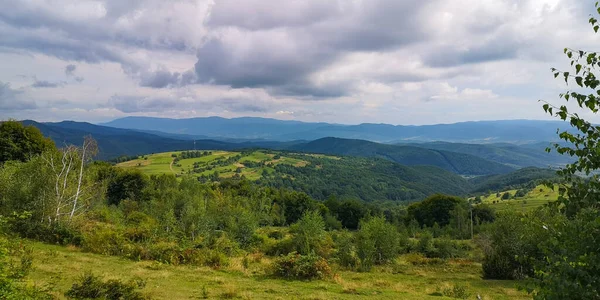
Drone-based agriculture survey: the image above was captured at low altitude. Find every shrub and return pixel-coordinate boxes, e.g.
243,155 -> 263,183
272,252 -> 332,280
81,223 -> 126,256
65,272 -> 148,300
356,217 -> 400,270
442,284 -> 471,299
264,237 -> 295,256
403,253 -> 445,266
479,211 -> 550,279
333,231 -> 359,269
290,211 -> 327,255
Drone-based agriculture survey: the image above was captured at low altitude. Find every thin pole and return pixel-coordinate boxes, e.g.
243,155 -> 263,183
470,204 -> 474,240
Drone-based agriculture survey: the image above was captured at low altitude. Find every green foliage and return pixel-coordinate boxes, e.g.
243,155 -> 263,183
469,167 -> 559,194
0,120 -> 55,164
0,231 -> 51,299
290,211 -> 329,256
479,211 -> 554,279
442,284 -> 471,299
526,208 -> 600,299
272,252 -> 332,280
107,169 -> 148,206
355,217 -> 399,270
407,194 -> 464,227
528,4 -> 600,297
332,231 -> 359,269
65,272 -> 148,300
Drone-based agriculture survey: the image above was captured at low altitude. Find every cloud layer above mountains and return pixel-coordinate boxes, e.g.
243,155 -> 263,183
0,0 -> 597,124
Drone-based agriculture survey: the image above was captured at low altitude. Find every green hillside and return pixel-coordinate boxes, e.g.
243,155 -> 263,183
290,137 -> 515,175
404,141 -> 572,168
468,167 -> 559,193
119,149 -> 558,203
118,150 -> 472,202
472,184 -> 559,212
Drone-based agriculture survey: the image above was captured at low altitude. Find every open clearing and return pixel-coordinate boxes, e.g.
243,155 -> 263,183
116,150 -> 339,181
25,242 -> 528,300
474,184 -> 558,212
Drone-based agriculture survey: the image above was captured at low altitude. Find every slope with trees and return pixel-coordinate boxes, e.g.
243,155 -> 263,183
290,137 -> 515,175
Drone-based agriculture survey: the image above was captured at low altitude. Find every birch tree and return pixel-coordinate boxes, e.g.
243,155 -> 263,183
43,136 -> 98,223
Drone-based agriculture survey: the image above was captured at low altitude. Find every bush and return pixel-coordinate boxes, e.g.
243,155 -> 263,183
290,211 -> 332,257
81,223 -> 126,256
65,272 -> 148,300
442,284 -> 471,299
333,231 -> 359,269
272,252 -> 332,280
356,217 -> 400,270
7,214 -> 83,246
479,211 -> 550,279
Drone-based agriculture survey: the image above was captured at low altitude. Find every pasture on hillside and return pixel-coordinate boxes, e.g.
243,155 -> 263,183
117,150 -> 321,181
472,185 -> 558,212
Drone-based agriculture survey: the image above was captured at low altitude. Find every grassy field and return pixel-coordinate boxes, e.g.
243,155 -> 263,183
473,184 -> 558,212
117,150 -> 321,181
25,241 -> 528,300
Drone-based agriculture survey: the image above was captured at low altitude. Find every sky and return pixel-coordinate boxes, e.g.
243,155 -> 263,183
0,0 -> 598,125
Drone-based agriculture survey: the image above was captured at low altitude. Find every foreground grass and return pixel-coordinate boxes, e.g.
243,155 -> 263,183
25,242 -> 528,299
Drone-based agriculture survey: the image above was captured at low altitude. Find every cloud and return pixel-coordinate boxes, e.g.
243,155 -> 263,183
0,0 -> 599,124
194,0 -> 431,96
107,95 -> 179,113
0,81 -> 36,110
65,64 -> 76,76
31,79 -> 65,88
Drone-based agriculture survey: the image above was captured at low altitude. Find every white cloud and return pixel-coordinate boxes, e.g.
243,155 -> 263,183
0,0 -> 598,125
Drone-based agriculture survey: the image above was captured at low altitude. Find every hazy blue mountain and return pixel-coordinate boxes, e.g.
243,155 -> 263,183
22,121 -> 295,160
101,116 -> 573,143
399,141 -> 573,168
288,137 -> 515,175
101,116 -> 332,140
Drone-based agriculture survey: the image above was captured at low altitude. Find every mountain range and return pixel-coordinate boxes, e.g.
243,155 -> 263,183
101,116 -> 574,144
20,118 -> 575,177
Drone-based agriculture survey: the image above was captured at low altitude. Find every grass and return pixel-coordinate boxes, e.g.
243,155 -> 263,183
24,241 -> 529,300
117,150 -> 315,181
475,184 -> 559,212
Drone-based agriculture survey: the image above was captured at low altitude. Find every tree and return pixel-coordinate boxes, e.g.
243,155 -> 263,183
355,217 -> 399,270
407,194 -> 464,227
291,210 -> 326,255
530,3 -> 600,297
106,170 -> 148,206
42,136 -> 98,223
0,120 -> 54,164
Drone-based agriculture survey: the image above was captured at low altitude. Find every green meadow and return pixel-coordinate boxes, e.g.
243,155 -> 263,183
117,150 -> 324,181
25,241 -> 527,300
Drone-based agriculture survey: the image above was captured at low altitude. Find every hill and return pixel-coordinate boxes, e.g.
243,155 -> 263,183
473,184 -> 559,212
22,120 -> 296,160
468,167 -> 560,193
118,150 -> 472,202
289,137 -> 515,176
119,149 -> 558,203
102,116 -> 574,143
402,141 -> 572,168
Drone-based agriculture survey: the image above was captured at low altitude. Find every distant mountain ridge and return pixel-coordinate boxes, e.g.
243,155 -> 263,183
400,141 -> 573,168
289,137 -> 515,175
22,120 -> 294,160
23,120 -> 568,178
101,116 -> 574,143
